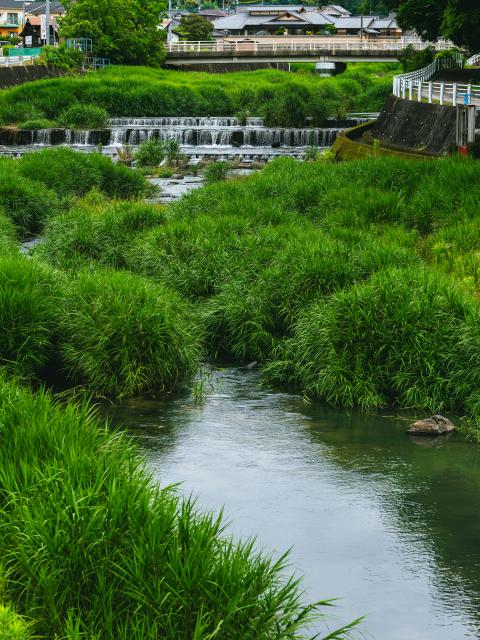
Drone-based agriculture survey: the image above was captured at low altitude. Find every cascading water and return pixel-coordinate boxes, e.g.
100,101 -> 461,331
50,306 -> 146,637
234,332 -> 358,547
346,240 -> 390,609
3,115 -> 358,161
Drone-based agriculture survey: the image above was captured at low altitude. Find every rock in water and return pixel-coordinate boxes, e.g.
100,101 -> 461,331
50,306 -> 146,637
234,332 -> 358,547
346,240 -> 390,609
407,415 -> 455,436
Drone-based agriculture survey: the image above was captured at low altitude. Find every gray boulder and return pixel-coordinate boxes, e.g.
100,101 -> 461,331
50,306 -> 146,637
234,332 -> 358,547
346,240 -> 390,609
407,414 -> 455,436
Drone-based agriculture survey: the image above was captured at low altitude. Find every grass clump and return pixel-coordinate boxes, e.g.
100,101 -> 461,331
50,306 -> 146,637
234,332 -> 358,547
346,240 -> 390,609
0,602 -> 32,639
37,202 -> 165,271
59,103 -> 109,129
204,161 -> 231,184
0,375 -> 348,639
0,213 -> 16,253
268,267 -> 476,411
0,158 -> 60,237
17,148 -> 148,200
135,139 -> 165,167
60,269 -> 202,397
0,255 -> 61,381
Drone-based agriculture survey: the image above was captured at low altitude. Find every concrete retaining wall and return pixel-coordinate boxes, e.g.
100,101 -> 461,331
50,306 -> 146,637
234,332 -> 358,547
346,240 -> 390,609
370,95 -> 456,155
0,65 -> 67,89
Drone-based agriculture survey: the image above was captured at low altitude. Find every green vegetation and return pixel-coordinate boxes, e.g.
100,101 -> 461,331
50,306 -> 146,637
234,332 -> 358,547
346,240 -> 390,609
0,63 -> 399,128
59,103 -> 109,129
176,14 -> 214,41
0,149 -> 147,239
0,375 -> 349,639
59,0 -> 166,65
0,255 -> 61,381
60,269 -> 202,397
385,0 -> 480,52
37,43 -> 84,70
204,160 -> 231,184
31,154 -> 480,433
135,139 -> 166,167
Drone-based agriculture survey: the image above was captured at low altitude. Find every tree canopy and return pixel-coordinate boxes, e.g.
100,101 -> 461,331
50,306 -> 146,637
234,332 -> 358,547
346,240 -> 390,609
384,0 -> 480,51
176,14 -> 214,41
59,0 -> 167,66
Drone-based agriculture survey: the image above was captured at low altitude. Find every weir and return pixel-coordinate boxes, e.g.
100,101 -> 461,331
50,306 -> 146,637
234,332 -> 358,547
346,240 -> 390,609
0,116 -> 372,160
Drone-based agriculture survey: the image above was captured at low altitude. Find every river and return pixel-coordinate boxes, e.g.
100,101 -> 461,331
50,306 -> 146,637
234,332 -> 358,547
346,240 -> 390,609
104,368 -> 480,640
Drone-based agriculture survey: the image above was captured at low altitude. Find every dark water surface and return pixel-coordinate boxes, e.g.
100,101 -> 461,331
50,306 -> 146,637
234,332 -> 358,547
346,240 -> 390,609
104,368 -> 480,640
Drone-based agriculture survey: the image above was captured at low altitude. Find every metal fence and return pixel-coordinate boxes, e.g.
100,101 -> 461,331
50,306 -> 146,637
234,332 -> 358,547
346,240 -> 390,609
392,53 -> 480,106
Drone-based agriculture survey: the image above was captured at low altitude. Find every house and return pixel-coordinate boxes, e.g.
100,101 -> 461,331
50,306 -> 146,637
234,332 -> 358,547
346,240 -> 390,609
213,6 -> 335,37
0,0 -> 25,39
333,14 -> 400,37
320,5 -> 351,18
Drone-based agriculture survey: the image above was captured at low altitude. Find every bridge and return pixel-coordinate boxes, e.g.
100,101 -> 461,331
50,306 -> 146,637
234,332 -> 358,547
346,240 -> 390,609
166,38 -> 454,66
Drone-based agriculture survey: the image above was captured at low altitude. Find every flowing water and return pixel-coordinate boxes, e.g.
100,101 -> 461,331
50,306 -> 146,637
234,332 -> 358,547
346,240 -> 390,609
104,368 -> 480,640
1,116 -> 358,161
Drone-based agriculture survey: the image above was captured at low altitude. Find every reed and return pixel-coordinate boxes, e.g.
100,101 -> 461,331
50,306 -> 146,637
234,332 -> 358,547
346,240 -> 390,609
272,267 -> 477,411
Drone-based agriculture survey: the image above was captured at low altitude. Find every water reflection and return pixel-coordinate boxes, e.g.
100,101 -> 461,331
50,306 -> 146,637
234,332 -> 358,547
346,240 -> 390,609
104,368 -> 480,640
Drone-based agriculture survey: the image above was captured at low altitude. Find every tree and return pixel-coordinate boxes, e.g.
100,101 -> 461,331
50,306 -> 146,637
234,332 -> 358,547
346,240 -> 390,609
384,0 -> 480,51
59,0 -> 167,66
176,14 -> 214,41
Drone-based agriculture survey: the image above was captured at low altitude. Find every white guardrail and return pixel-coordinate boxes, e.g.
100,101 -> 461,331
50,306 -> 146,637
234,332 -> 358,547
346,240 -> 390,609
0,55 -> 38,67
167,38 -> 454,54
393,53 -> 480,106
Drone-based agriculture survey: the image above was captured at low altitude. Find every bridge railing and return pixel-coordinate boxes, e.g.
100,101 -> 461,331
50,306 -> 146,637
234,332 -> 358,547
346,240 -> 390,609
167,38 -> 454,55
393,53 -> 480,105
466,53 -> 480,66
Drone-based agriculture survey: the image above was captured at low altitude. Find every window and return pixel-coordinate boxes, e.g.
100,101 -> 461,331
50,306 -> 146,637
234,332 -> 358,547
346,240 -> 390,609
7,13 -> 18,25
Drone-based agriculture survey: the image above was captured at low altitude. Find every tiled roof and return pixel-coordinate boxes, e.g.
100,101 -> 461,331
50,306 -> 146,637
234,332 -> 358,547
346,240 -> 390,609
333,16 -> 375,29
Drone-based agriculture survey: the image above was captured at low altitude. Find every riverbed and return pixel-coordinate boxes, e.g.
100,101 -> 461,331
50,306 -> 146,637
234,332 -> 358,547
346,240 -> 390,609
104,368 -> 480,640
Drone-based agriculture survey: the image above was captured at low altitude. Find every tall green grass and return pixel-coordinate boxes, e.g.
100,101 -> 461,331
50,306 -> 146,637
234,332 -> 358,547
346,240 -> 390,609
265,267 -> 478,411
60,269 -> 202,397
0,212 -> 16,253
0,255 -> 61,380
0,376 -> 352,639
0,158 -> 60,237
0,63 -> 400,127
18,148 -> 148,200
35,154 -> 480,424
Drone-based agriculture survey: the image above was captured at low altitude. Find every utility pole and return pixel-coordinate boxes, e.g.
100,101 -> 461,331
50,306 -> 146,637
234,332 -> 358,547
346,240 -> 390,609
45,0 -> 50,46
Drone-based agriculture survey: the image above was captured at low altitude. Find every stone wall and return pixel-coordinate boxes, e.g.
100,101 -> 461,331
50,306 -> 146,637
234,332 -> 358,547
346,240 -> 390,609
0,65 -> 67,89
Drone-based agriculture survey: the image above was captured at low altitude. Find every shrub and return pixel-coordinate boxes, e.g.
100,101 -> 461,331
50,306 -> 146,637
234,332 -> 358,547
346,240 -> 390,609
0,376 -> 341,640
134,139 -> 165,167
59,103 -> 109,129
38,43 -> 84,70
60,269 -> 202,396
0,255 -> 61,380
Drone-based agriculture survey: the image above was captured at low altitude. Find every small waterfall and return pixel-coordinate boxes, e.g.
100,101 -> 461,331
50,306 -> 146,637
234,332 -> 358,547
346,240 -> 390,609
108,116 -> 244,127
8,116 -> 346,160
